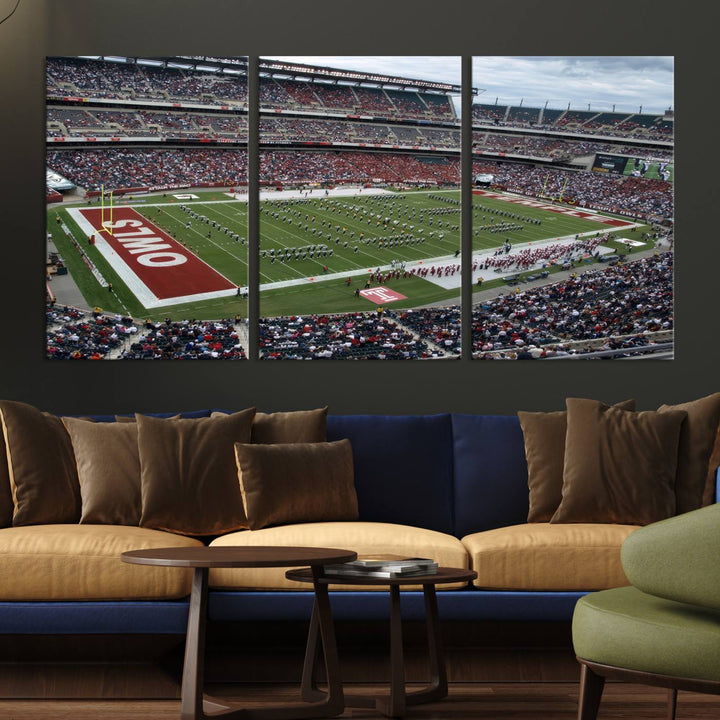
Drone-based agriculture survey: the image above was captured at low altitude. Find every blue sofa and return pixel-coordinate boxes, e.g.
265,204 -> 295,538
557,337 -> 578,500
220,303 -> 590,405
0,411 -> 638,637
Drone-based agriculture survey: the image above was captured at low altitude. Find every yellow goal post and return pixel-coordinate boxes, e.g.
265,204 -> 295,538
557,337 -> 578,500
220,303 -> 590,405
100,184 -> 114,235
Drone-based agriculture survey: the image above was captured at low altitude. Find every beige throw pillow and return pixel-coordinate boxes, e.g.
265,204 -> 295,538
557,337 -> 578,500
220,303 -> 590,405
62,417 -> 141,525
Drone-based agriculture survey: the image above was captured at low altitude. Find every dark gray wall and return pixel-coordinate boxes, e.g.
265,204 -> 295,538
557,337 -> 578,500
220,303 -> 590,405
0,0 -> 714,415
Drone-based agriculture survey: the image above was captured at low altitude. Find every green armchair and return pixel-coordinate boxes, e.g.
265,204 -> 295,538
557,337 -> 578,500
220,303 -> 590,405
572,503 -> 720,720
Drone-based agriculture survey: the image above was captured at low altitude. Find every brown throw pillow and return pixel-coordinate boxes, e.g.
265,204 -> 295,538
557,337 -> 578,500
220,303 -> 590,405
552,398 -> 687,525
62,417 -> 141,525
0,421 -> 13,528
138,409 -> 255,536
115,414 -> 181,423
658,393 -> 720,514
235,439 -> 358,530
212,407 -> 328,444
519,399 -> 636,522
0,400 -> 81,525
252,408 -> 328,444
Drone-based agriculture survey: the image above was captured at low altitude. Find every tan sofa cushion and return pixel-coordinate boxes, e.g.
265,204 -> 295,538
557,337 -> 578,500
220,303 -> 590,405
462,523 -> 639,591
0,525 -> 203,600
209,521 -> 469,591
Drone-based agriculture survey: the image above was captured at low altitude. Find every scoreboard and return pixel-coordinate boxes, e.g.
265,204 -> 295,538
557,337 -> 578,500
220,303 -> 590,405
592,153 -> 629,174
592,153 -> 674,182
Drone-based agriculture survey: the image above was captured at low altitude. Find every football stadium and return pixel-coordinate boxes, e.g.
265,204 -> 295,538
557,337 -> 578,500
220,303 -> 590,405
45,56 -> 674,360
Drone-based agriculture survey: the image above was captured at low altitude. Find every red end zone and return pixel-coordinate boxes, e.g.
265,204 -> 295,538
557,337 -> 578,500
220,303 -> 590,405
78,206 -> 236,305
473,189 -> 632,227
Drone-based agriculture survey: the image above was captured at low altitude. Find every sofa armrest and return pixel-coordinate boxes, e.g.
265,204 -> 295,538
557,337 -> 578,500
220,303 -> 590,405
621,503 -> 720,610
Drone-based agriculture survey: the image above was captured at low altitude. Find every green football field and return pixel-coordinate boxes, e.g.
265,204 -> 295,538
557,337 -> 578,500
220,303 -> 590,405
47,188 -> 648,320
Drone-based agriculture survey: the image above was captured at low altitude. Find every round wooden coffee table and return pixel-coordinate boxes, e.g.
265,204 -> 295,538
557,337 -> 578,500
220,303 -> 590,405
122,546 -> 356,720
286,566 -> 477,718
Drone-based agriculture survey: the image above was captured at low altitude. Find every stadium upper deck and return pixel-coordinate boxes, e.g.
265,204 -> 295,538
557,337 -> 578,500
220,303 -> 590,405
47,57 -> 672,143
46,58 -> 673,186
45,56 -> 673,221
46,56 -> 459,123
472,102 -> 673,142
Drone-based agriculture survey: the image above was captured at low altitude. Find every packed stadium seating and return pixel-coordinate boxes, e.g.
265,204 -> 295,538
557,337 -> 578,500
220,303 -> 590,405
259,313 -> 435,360
46,307 -> 247,360
47,57 -> 672,198
47,57 -> 456,122
47,57 -> 248,104
46,148 -> 249,190
472,252 -> 673,358
46,250 -> 672,360
471,161 -> 673,219
46,142 -> 672,221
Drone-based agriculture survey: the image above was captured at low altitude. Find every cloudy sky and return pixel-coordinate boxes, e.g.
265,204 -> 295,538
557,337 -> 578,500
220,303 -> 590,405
271,56 -> 674,114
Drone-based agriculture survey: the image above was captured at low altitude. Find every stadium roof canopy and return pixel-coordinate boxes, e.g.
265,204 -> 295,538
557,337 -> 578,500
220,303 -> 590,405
259,58 -> 467,95
75,56 -> 250,76
72,55 -> 471,95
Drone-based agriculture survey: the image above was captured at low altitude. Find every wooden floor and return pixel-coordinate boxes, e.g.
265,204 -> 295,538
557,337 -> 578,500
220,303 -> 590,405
1,683 -> 719,719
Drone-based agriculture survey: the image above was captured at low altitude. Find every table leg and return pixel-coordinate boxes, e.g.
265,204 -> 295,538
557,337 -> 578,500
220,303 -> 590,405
299,569 -> 345,712
181,566 -> 343,720
405,584 -> 447,705
309,567 -> 344,715
181,567 -> 208,720
345,583 -> 448,718
300,597 -> 323,702
383,584 -> 407,718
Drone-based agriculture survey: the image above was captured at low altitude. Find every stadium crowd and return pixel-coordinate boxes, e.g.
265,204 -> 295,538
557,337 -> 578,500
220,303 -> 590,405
472,252 -> 673,357
471,133 -> 671,162
47,307 -> 247,360
46,144 -> 671,221
47,57 -> 456,122
48,100 -> 672,165
47,57 -> 248,104
254,252 -> 673,359
46,148 -> 249,191
121,319 -> 246,359
387,308 -> 461,354
46,250 -> 672,361
46,307 -> 134,359
48,106 -> 461,147
259,313 -> 440,360
473,161 -> 673,219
